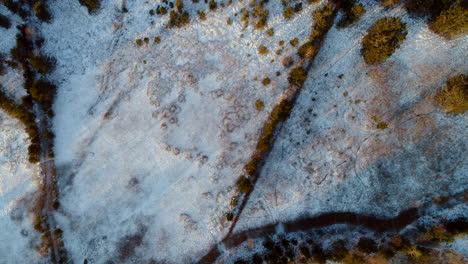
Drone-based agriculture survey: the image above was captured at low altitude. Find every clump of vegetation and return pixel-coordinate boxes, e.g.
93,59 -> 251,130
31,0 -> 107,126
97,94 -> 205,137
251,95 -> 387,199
283,3 -> 302,20
136,39 -> 143,46
266,28 -> 274,36
288,66 -> 307,86
361,17 -> 407,64
283,6 -> 295,19
227,17 -> 232,25
381,0 -> 400,6
262,77 -> 271,85
79,0 -> 101,14
255,99 -> 264,111
0,13 -> 12,29
168,9 -> 190,28
198,11 -> 206,20
429,4 -> 468,39
0,54 -> 6,75
297,41 -> 316,58
209,0 -> 217,10
251,0 -> 269,29
376,121 -> 388,129
236,176 -> 253,193
0,89 -> 41,163
154,36 -> 161,43
338,4 -> 366,28
310,3 -> 335,40
33,1 -> 52,23
282,56 -> 293,67
226,212 -> 233,221
290,37 -> 299,47
356,237 -> 378,253
30,55 -> 56,74
434,74 -> 467,114
30,79 -> 57,108
258,45 -> 269,55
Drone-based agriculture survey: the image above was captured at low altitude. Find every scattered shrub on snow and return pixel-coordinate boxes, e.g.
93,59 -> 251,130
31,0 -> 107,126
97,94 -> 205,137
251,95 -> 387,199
288,66 -> 307,86
282,56 -> 293,67
434,74 -> 467,114
380,0 -> 400,6
236,176 -> 253,193
290,37 -> 299,47
429,4 -> 468,39
0,13 -> 11,29
154,36 -> 161,43
258,45 -> 269,55
79,0 -> 101,14
310,3 -> 335,40
30,79 -> 57,107
198,11 -> 206,20
361,17 -> 407,64
168,10 -> 190,28
209,0 -> 217,10
136,39 -> 143,46
34,1 -> 52,23
338,4 -> 366,28
262,77 -> 271,85
297,41 -> 317,58
0,54 -> 6,75
255,99 -> 264,111
30,55 -> 56,74
226,212 -> 233,221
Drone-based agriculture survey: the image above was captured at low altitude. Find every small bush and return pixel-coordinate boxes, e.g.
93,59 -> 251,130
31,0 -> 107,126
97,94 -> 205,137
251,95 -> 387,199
255,99 -> 264,111
258,45 -> 269,55
209,0 -> 217,10
251,1 -> 269,29
288,66 -> 307,86
290,37 -> 299,47
282,56 -> 293,67
236,176 -> 253,193
168,10 -> 190,28
227,17 -> 232,25
0,13 -> 11,29
434,74 -> 467,114
30,79 -> 57,107
283,6 -> 295,19
266,28 -> 274,36
30,55 -> 56,74
381,0 -> 400,6
226,212 -> 233,221
361,17 -> 407,64
310,3 -> 335,40
429,4 -> 468,39
338,4 -> 366,28
34,1 -> 52,23
154,36 -> 161,43
136,39 -> 143,46
376,121 -> 388,129
0,54 -> 6,75
262,77 -> 271,85
357,237 -> 378,253
198,11 -> 206,20
298,41 -> 317,58
79,0 -> 101,14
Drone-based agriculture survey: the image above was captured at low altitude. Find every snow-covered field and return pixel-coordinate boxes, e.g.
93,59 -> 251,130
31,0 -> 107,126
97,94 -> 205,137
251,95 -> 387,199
0,112 -> 42,264
0,0 -> 466,263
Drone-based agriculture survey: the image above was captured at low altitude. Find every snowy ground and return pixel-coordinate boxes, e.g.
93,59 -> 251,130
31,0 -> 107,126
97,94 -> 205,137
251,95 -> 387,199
0,0 -> 466,263
0,112 -> 42,264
